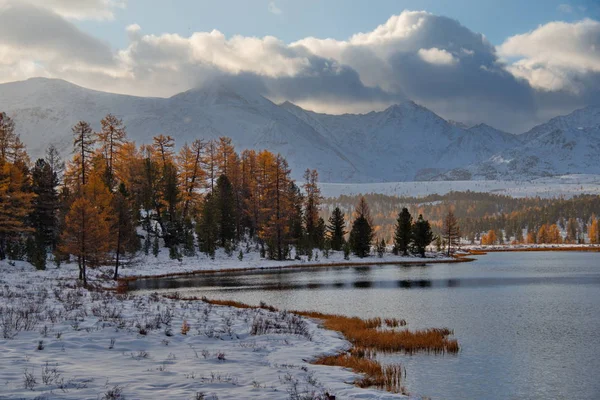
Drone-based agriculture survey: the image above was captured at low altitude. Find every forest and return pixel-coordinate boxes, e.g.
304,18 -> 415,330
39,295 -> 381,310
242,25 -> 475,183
2,111 -> 598,287
322,192 -> 600,245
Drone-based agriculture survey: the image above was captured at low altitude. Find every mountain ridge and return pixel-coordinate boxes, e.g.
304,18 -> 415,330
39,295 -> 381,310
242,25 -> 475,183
1,78 -> 599,182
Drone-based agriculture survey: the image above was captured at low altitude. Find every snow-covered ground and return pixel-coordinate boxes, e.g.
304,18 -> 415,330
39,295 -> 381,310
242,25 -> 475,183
117,247 -> 453,278
320,174 -> 600,199
1,249 -> 452,399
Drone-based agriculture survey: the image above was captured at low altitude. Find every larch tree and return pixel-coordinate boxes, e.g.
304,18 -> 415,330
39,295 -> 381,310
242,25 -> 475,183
393,207 -> 413,256
97,114 -> 127,190
303,169 -> 322,249
177,140 -> 205,221
70,121 -> 95,189
260,154 -> 293,260
443,210 -> 460,256
111,183 -> 138,279
60,197 -> 110,286
215,174 -> 236,248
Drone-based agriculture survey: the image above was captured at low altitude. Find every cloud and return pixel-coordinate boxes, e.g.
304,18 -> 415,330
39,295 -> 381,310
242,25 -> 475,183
1,6 -> 599,133
268,1 -> 282,15
1,0 -> 126,20
498,18 -> 600,93
0,2 -> 115,68
418,48 -> 458,65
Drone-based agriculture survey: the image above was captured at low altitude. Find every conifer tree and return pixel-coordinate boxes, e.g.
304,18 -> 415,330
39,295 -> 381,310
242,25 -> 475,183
349,214 -> 373,258
349,197 -> 373,258
327,207 -> 346,251
588,216 -> 599,244
111,183 -> 138,279
393,207 -> 412,256
70,121 -> 95,188
215,174 -> 236,247
198,192 -> 219,258
97,114 -> 127,189
412,214 -> 434,258
442,210 -> 460,256
303,169 -> 322,248
60,197 -> 110,286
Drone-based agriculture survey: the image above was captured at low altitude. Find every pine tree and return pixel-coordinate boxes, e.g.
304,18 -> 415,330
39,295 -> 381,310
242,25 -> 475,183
393,207 -> 412,256
349,214 -> 373,258
327,207 -> 346,251
215,174 -> 236,247
349,197 -> 373,258
412,214 -> 434,258
198,192 -> 219,258
314,217 -> 326,249
443,210 -> 460,256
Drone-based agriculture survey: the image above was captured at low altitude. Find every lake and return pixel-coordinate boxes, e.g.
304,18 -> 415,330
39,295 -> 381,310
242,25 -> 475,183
129,252 -> 600,400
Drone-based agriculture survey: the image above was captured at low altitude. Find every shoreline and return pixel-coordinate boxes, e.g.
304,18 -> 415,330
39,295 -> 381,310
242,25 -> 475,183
117,256 -> 474,289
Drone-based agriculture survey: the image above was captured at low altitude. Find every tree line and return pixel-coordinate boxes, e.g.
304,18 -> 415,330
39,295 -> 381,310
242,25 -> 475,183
0,113 -> 449,286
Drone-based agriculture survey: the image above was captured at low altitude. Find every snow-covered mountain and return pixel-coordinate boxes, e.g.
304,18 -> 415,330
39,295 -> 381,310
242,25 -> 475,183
445,107 -> 600,180
1,78 -> 598,182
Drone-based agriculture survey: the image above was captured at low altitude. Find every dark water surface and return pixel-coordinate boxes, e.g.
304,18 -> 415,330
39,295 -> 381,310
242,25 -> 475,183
130,252 -> 600,400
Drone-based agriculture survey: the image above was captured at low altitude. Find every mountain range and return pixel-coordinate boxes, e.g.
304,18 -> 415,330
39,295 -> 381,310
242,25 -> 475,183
1,77 -> 599,182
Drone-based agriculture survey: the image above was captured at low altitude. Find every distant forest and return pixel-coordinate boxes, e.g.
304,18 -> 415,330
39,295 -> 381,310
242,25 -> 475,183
321,192 -> 600,245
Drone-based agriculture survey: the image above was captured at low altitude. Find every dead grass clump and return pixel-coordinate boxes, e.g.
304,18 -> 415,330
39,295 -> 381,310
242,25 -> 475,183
296,313 -> 458,355
314,353 -> 406,394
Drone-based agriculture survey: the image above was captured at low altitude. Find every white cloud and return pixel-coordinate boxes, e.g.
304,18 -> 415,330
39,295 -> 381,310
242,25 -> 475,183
498,18 -> 600,92
0,0 -> 126,20
418,48 -> 458,65
268,1 -> 282,15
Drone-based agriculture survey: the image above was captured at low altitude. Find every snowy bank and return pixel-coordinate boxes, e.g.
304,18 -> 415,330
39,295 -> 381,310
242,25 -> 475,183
0,260 -> 417,399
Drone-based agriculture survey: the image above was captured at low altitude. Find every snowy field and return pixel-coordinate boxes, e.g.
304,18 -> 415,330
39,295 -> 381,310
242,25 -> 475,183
320,174 -> 600,199
0,249 -> 451,400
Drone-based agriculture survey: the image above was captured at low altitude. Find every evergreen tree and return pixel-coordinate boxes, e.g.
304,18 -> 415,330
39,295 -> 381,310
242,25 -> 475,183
393,207 -> 412,256
327,207 -> 346,251
30,159 -> 60,250
412,214 -> 434,258
349,197 -> 374,258
314,217 -> 326,249
198,192 -> 219,258
215,174 -> 236,247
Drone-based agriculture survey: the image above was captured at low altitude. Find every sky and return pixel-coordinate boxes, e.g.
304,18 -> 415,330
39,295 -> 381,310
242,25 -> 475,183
1,0 -> 600,132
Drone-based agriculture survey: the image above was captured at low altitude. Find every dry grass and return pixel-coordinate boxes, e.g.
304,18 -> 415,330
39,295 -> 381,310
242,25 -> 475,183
314,353 -> 406,394
160,297 -> 459,395
294,311 -> 459,355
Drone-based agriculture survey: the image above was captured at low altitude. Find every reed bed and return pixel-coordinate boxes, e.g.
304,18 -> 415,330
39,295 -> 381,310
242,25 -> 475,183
167,297 -> 459,394
314,353 -> 407,394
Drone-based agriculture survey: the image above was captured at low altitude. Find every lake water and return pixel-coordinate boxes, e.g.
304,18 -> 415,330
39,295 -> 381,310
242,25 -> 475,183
129,252 -> 600,400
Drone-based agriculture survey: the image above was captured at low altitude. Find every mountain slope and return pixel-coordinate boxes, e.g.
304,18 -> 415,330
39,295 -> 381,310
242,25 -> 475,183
2,78 -> 599,183
0,78 -> 361,181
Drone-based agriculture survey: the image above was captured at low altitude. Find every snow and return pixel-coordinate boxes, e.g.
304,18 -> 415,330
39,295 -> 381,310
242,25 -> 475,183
3,77 -> 600,184
319,174 -> 600,199
0,248 -> 453,399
